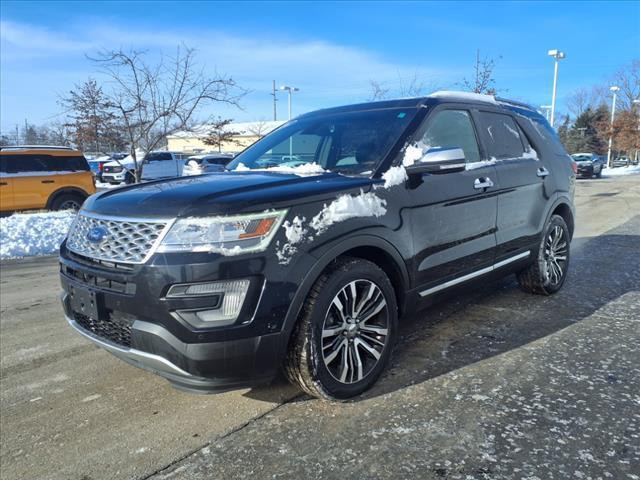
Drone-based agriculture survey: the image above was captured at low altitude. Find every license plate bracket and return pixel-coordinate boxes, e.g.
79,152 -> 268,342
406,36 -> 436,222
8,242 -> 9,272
68,282 -> 104,320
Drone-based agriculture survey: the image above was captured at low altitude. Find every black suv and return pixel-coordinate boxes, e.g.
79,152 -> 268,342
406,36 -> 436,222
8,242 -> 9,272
60,92 -> 576,400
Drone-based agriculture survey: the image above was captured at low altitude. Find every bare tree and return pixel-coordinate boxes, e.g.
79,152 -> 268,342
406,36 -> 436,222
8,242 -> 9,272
566,88 -> 591,119
89,46 -> 242,180
611,59 -> 640,111
398,71 -> 426,97
203,117 -> 241,153
460,49 -> 502,95
368,80 -> 390,101
245,119 -> 271,139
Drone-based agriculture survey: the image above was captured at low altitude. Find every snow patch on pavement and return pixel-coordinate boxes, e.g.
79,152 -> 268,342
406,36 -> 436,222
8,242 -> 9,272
0,211 -> 76,259
603,165 -> 640,176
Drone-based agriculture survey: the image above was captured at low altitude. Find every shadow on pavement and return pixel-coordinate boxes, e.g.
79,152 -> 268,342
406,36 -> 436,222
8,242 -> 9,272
244,216 -> 640,402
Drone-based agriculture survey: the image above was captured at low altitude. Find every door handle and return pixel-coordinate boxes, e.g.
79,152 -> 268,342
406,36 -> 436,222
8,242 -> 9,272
41,180 -> 55,184
474,177 -> 494,189
537,167 -> 550,178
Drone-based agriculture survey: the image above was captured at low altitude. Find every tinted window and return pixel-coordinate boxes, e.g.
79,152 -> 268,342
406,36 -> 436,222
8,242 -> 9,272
478,112 -> 525,159
419,110 -> 481,163
146,152 -> 173,161
530,116 -> 567,156
0,154 -> 89,173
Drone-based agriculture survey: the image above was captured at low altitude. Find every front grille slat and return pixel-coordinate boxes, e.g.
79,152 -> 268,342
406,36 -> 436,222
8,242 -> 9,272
74,312 -> 132,348
66,213 -> 168,264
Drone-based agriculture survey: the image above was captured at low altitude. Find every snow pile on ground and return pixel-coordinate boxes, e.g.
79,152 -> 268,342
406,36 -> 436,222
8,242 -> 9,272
603,165 -> 640,177
95,181 -> 121,189
0,211 -> 76,259
310,190 -> 387,234
233,162 -> 327,175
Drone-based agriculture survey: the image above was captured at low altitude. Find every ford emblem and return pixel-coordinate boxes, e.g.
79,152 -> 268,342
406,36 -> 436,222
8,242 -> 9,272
87,226 -> 109,244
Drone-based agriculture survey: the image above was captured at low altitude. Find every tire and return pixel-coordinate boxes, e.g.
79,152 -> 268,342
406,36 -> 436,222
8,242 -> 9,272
285,257 -> 398,400
50,193 -> 84,211
596,167 -> 602,178
516,214 -> 570,295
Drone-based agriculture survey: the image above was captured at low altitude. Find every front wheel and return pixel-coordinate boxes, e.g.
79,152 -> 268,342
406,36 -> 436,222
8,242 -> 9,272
285,257 -> 397,400
516,214 -> 570,295
51,193 -> 84,211
596,166 -> 603,178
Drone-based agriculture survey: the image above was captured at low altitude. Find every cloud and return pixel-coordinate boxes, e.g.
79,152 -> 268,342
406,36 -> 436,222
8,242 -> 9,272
1,19 -> 456,129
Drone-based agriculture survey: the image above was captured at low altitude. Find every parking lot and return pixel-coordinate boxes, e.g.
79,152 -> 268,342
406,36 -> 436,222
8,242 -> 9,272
1,175 -> 639,480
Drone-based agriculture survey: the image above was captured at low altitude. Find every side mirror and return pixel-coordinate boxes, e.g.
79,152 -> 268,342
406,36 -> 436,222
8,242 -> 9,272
405,147 -> 466,175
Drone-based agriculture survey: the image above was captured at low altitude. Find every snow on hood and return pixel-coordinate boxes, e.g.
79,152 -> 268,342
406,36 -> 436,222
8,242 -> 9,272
234,162 -> 327,175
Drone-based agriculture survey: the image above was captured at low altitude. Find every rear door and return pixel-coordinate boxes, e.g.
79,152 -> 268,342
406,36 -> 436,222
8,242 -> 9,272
474,110 -> 547,260
0,156 -> 15,211
407,106 -> 499,293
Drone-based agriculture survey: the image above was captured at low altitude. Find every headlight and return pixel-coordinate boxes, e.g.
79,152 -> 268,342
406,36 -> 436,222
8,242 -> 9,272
157,210 -> 287,254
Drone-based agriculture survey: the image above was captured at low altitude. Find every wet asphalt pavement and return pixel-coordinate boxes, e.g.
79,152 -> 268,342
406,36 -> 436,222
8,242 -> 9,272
1,174 -> 639,480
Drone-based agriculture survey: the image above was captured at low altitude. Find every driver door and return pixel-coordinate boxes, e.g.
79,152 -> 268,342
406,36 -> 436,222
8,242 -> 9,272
407,107 -> 499,295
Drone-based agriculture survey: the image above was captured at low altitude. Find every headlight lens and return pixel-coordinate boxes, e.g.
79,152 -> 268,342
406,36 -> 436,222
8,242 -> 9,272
157,210 -> 287,254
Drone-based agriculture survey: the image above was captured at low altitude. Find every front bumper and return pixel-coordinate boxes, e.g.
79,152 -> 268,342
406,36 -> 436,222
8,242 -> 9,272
577,164 -> 595,176
101,172 -> 126,182
58,242 -> 314,393
62,300 -> 280,392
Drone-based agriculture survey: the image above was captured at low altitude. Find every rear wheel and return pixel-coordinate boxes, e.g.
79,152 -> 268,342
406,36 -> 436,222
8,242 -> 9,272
51,193 -> 84,211
285,257 -> 397,400
516,214 -> 570,295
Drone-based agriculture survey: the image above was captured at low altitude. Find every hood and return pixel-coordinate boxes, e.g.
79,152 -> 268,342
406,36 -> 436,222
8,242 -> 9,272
84,171 -> 373,217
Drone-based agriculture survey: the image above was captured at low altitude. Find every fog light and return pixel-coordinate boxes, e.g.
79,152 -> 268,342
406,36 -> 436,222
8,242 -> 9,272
168,279 -> 250,326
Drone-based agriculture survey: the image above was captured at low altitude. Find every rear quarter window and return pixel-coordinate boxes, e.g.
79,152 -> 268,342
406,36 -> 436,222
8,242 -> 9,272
477,112 -> 525,159
529,117 -> 568,156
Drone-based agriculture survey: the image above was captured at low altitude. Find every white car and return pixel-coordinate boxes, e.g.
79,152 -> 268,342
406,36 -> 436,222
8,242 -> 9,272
182,154 -> 234,176
101,151 -> 190,184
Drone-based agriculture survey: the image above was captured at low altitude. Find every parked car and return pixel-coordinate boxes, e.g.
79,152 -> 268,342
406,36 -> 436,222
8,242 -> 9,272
182,154 -> 234,176
60,92 -> 576,400
88,153 -> 126,182
102,151 -> 189,184
0,146 -> 96,213
571,153 -> 605,178
611,156 -> 631,168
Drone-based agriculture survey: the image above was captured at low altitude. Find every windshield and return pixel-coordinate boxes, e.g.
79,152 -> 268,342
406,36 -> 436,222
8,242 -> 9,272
572,154 -> 592,161
227,107 -> 418,175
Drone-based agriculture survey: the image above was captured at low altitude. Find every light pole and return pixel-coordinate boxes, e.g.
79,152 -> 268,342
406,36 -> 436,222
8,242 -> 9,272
607,86 -> 620,168
279,85 -> 299,120
633,99 -> 640,164
540,105 -> 553,123
547,49 -> 566,127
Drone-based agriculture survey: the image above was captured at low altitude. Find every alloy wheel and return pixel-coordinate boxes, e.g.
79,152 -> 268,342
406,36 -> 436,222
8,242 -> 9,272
321,279 -> 389,384
59,200 -> 81,211
543,225 -> 568,286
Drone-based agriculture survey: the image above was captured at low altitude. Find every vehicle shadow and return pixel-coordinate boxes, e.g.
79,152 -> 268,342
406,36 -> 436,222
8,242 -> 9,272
246,215 -> 640,403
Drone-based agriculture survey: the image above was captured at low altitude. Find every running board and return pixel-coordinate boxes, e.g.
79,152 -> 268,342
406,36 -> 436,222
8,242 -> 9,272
419,251 -> 531,297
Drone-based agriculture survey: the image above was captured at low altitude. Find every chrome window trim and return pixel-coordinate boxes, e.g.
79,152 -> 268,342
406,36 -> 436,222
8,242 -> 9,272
419,251 -> 531,297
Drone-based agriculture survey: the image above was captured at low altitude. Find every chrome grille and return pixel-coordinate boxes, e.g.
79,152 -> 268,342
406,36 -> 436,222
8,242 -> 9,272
66,213 -> 170,264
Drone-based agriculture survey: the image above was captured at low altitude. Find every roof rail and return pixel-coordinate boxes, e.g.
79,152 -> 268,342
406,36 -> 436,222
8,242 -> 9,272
0,145 -> 74,151
495,97 -> 536,111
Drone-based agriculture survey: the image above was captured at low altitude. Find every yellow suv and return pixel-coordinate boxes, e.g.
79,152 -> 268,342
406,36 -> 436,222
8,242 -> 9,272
0,146 -> 96,213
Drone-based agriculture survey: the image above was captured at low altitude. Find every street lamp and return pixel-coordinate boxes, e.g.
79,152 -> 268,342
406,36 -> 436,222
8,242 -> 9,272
547,49 -> 566,127
607,86 -> 620,167
633,99 -> 640,164
540,105 -> 553,123
279,85 -> 299,120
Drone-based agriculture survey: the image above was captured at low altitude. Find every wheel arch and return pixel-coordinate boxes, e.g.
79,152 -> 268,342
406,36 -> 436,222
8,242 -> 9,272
280,235 -> 410,349
46,187 -> 90,210
549,200 -> 575,239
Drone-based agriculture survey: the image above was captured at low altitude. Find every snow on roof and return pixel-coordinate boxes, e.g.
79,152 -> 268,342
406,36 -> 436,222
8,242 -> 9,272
168,120 -> 285,139
428,90 -> 497,105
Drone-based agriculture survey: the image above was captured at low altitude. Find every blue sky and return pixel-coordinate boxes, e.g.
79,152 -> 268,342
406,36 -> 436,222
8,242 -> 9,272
1,0 -> 639,134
